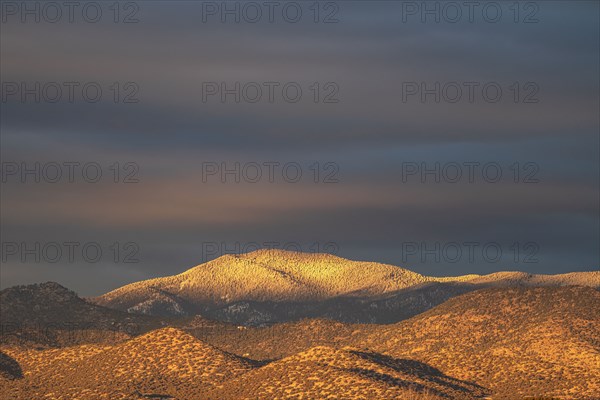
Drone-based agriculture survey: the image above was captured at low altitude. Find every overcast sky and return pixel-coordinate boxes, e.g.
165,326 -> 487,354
1,1 -> 598,296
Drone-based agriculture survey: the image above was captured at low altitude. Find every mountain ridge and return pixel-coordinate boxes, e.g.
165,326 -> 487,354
0,281 -> 170,347
2,327 -> 256,399
91,250 -> 599,324
2,285 -> 598,399
350,286 -> 600,399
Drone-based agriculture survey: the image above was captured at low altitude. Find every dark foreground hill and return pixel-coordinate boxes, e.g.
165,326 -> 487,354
0,282 -> 167,347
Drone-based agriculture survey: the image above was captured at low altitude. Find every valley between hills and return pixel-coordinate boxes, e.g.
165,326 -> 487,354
1,250 -> 599,399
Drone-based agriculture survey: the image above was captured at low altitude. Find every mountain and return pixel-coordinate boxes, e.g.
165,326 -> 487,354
200,281 -> 478,325
197,286 -> 600,399
467,270 -> 600,287
92,250 -> 599,324
2,328 -> 255,400
351,286 -> 600,399
204,345 -> 489,400
93,250 -> 435,307
185,318 -> 360,361
2,285 -> 598,399
0,282 -> 167,347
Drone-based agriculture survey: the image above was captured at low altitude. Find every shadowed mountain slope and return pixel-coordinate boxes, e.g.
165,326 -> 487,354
0,351 -> 22,380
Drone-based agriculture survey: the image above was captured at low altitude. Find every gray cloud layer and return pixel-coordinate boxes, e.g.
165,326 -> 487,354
1,1 -> 598,295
